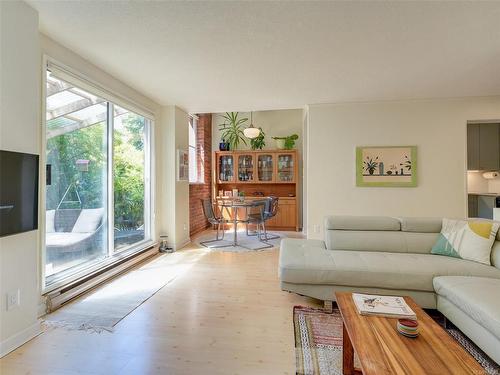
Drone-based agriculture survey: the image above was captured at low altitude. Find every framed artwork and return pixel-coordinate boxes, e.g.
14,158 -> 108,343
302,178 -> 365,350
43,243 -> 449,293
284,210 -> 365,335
356,146 -> 417,187
177,149 -> 189,181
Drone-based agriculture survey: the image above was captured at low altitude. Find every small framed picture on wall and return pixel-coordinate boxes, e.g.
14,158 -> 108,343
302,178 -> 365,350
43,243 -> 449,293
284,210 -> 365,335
177,149 -> 189,181
356,146 -> 417,187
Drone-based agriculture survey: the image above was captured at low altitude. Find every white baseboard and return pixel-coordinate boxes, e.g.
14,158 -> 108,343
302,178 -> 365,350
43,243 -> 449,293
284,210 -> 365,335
0,321 -> 41,358
175,237 -> 191,250
38,298 -> 48,318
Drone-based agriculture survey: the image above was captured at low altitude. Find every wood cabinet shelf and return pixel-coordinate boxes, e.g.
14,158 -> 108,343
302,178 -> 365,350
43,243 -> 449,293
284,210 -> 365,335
213,149 -> 299,231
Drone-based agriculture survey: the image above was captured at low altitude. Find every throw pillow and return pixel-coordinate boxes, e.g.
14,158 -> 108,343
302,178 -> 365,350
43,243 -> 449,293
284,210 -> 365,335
431,218 -> 500,265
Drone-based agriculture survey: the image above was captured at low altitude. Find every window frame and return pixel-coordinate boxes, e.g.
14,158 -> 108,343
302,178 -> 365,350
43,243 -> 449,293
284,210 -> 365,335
188,114 -> 203,184
41,55 -> 156,293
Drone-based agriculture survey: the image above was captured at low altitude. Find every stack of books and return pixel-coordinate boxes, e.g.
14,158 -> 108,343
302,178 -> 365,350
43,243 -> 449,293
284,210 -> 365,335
352,293 -> 417,320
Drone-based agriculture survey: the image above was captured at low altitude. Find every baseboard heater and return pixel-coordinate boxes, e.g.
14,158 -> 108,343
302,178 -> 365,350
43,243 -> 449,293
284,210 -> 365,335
44,246 -> 158,314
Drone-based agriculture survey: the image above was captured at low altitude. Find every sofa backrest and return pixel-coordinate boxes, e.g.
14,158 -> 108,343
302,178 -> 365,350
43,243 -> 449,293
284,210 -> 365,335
324,215 -> 500,269
324,216 -> 441,254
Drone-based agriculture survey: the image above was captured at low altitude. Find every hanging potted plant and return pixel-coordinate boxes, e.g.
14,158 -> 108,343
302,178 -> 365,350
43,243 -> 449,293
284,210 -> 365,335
218,112 -> 248,151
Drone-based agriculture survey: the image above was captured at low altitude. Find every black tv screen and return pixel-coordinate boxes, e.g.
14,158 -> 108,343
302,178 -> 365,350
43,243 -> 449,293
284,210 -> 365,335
0,150 -> 39,237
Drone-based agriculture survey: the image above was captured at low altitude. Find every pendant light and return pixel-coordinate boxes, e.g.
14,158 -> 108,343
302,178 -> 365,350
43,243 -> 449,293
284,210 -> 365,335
243,111 -> 260,139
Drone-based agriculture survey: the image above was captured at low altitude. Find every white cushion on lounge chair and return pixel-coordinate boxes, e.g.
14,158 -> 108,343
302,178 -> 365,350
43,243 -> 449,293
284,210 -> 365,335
46,210 -> 55,233
46,232 -> 93,247
72,208 -> 103,233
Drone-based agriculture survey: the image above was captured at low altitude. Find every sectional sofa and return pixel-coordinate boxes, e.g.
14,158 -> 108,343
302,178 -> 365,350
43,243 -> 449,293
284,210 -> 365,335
279,216 -> 500,364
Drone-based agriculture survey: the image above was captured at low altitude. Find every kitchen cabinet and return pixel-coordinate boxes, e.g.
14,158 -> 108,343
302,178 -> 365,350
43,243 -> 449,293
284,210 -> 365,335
467,124 -> 480,170
479,123 -> 500,170
468,194 -> 478,218
467,123 -> 500,170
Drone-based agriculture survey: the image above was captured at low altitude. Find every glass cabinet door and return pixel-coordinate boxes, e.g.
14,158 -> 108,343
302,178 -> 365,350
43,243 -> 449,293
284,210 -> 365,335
277,153 -> 295,183
257,154 -> 274,182
218,154 -> 234,182
237,154 -> 254,182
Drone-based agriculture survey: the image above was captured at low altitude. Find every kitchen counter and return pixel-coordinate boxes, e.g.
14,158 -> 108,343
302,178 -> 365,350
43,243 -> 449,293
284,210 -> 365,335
468,192 -> 500,197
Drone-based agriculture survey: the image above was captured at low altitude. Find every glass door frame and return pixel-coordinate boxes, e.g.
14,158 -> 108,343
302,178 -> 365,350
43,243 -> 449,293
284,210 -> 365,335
216,152 -> 235,184
41,57 -> 155,293
255,151 -> 276,183
275,151 -> 296,183
235,151 -> 256,183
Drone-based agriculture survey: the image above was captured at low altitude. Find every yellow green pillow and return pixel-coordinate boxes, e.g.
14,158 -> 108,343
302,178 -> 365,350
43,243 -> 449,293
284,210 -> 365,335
431,219 -> 499,265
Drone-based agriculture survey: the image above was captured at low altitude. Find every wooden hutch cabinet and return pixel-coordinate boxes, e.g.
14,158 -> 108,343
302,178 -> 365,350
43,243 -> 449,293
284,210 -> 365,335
213,149 -> 299,231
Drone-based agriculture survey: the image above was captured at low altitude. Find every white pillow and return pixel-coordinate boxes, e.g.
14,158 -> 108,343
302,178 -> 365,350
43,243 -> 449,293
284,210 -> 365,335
46,210 -> 55,233
431,218 -> 500,265
72,208 -> 104,233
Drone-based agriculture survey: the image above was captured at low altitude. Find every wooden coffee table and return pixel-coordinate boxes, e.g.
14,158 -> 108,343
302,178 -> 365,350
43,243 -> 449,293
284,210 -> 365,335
335,292 -> 485,375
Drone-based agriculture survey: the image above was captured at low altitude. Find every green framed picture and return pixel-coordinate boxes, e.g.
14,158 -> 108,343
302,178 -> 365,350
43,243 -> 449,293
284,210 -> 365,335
356,146 -> 417,187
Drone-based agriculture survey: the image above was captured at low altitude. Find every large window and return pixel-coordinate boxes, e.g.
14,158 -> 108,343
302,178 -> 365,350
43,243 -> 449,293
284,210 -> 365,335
44,67 -> 152,286
188,115 -> 198,183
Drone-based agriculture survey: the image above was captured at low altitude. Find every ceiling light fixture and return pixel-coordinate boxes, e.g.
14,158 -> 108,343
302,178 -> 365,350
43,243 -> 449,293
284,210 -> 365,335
243,111 -> 260,139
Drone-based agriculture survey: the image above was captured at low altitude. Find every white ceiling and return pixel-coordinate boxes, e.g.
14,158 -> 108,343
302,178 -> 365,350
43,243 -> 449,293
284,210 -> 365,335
29,1 -> 500,113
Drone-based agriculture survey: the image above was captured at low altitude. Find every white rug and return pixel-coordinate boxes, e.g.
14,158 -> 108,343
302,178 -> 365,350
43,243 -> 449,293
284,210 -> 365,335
196,229 -> 282,252
43,253 -> 185,333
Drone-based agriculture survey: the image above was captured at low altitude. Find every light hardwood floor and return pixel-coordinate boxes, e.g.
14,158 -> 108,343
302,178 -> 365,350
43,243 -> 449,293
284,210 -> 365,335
0,230 -> 319,375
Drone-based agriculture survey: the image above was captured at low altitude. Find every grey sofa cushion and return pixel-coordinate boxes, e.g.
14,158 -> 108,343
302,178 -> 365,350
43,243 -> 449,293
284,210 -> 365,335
399,217 -> 442,233
280,239 -> 500,292
434,276 -> 500,340
324,216 -> 400,231
325,230 -> 438,254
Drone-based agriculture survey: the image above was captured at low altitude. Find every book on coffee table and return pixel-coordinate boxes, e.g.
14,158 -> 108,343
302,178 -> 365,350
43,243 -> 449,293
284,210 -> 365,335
352,293 -> 416,319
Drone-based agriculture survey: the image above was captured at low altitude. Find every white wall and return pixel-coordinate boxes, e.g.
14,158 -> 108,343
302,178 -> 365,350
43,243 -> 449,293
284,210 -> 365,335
157,106 -> 190,249
489,178 -> 500,194
306,97 -> 500,239
212,109 -> 304,227
467,172 -> 500,195
0,1 -> 42,356
467,171 -> 490,193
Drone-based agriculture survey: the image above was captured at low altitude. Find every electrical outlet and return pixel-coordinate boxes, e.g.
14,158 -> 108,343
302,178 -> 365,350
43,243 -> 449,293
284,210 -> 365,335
6,290 -> 20,311
183,223 -> 187,232
313,224 -> 320,234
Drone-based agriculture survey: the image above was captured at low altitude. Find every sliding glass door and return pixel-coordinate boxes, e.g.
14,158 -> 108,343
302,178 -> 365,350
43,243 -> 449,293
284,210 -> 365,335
44,69 -> 152,286
113,107 -> 147,251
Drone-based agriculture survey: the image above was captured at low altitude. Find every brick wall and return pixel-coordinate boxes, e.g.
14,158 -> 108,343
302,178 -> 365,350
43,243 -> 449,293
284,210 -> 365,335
189,114 -> 212,236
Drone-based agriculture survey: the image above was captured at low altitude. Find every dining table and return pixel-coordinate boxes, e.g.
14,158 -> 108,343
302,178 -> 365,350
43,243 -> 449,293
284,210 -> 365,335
217,197 -> 268,248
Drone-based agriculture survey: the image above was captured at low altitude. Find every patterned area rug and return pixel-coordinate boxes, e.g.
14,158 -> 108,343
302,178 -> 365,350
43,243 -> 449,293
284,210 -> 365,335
293,306 -> 500,375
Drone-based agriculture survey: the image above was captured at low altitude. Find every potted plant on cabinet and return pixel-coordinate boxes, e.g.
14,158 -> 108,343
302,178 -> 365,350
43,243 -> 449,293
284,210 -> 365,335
272,134 -> 299,150
250,128 -> 266,150
218,112 -> 248,151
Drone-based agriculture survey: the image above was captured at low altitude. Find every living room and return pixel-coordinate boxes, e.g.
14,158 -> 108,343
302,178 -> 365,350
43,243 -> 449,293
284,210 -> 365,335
1,1 -> 500,374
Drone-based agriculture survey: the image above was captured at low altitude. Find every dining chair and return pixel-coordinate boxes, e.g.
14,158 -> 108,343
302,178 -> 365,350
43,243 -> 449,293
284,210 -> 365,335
246,196 -> 280,242
199,199 -> 229,247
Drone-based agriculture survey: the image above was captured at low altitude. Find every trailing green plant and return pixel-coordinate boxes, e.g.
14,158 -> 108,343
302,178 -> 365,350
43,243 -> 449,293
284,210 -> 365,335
218,112 -> 248,151
272,134 -> 299,149
250,128 -> 266,150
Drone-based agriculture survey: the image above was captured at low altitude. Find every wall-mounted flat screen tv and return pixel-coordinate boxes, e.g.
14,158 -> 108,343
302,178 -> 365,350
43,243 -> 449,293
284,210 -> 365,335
0,150 -> 39,237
